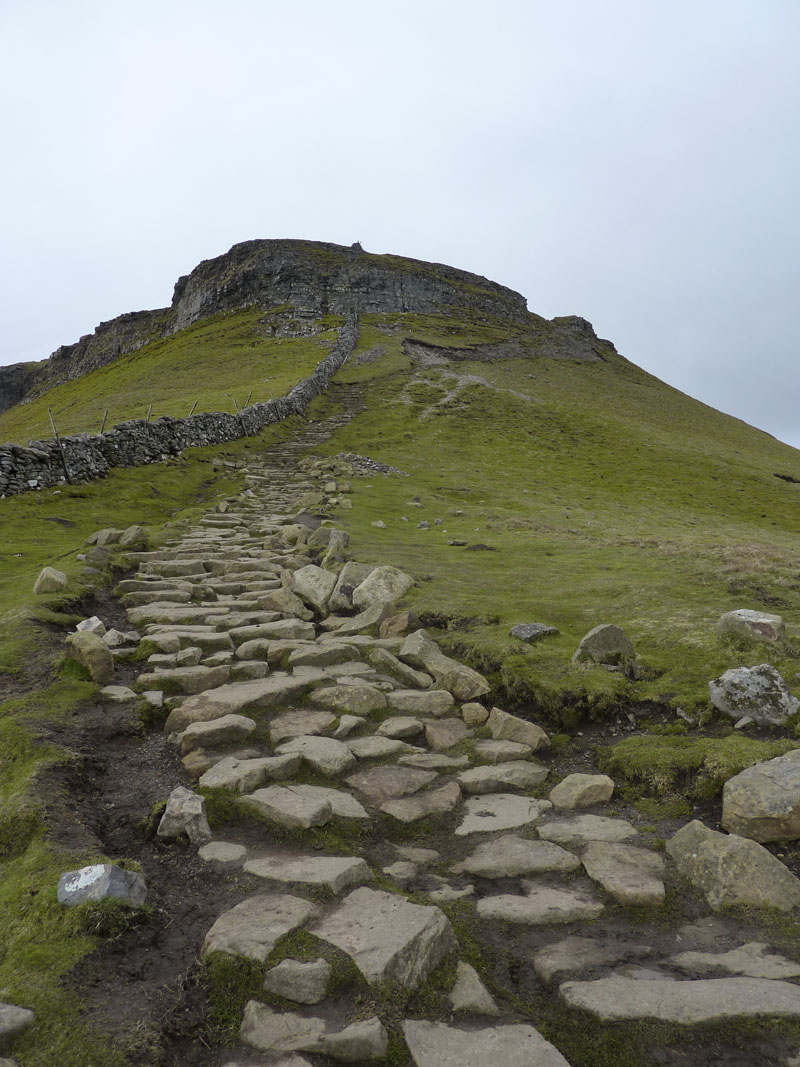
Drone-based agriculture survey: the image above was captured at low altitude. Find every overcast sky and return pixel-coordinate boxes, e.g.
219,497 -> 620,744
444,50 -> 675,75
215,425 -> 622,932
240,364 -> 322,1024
2,1 -> 798,448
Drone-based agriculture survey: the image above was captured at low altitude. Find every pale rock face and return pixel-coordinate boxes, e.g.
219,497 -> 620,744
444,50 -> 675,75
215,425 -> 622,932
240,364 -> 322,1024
57,863 -> 147,908
708,663 -> 798,726
667,819 -> 800,911
722,749 -> 800,842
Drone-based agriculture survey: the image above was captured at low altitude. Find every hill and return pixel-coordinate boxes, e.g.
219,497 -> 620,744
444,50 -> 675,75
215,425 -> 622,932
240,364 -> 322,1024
3,240 -> 800,1066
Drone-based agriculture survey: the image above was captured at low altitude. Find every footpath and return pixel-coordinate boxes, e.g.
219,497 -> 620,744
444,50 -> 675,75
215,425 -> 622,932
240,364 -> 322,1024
11,385 -> 800,1067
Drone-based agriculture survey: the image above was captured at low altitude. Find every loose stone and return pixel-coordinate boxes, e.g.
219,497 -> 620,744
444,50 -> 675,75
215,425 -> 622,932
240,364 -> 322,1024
402,1020 -> 571,1067
456,795 -> 552,836
262,958 -> 331,1005
448,962 -> 499,1015
240,786 -> 333,829
581,842 -> 665,905
549,773 -> 615,810
57,864 -> 147,907
239,1001 -> 325,1053
202,894 -> 320,962
244,852 -> 373,893
157,785 -> 212,844
453,835 -> 580,878
537,814 -> 638,847
381,782 -> 463,823
458,761 -> 548,795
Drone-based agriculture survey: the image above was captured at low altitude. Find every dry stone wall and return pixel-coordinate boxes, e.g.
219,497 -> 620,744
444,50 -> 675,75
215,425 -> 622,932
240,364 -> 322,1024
0,313 -> 358,498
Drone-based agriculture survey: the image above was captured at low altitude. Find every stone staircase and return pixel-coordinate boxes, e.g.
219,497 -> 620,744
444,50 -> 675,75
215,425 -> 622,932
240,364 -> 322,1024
69,383 -> 800,1067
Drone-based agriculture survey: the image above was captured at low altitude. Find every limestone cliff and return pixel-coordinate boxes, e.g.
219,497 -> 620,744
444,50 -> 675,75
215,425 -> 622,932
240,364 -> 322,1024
0,239 -> 613,416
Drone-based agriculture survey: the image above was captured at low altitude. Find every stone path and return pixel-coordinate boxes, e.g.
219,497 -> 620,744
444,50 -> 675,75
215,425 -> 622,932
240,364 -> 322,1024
65,388 -> 800,1067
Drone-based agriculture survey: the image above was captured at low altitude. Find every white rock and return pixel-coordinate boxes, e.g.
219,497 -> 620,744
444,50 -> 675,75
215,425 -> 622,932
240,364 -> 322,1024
352,565 -> 414,610
709,663 -> 798,726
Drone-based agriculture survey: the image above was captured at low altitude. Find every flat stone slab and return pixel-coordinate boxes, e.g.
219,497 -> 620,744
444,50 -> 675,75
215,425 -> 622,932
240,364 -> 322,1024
478,886 -> 604,925
559,975 -> 800,1023
312,683 -> 387,716
456,795 -> 553,836
453,835 -> 580,878
346,766 -> 437,802
377,716 -> 424,739
177,670 -> 328,724
240,786 -> 333,829
581,842 -> 665,905
487,707 -> 549,752
269,710 -> 337,744
202,894 -> 320,962
537,814 -> 638,847
244,852 -> 373,893
386,689 -> 455,717
381,781 -> 463,823
348,736 -> 416,759
199,841 -> 248,864
263,958 -> 331,1005
277,736 -> 357,777
458,761 -> 549,795
311,886 -> 456,989
199,753 -> 301,792
402,1020 -> 571,1067
400,752 -> 471,771
288,785 -> 369,820
473,739 -> 532,763
667,942 -> 800,980
533,935 -> 653,984
180,714 -> 256,754
239,1001 -> 325,1053
426,719 -> 470,751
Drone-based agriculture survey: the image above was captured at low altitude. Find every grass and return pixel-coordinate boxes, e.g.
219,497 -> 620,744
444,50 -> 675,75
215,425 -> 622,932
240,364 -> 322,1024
0,306 -> 338,442
596,733 -> 800,799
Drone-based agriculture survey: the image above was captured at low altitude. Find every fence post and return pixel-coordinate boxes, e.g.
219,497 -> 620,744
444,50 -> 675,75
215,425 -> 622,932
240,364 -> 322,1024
188,399 -> 199,417
244,390 -> 253,408
146,404 -> 153,422
100,409 -> 108,433
48,408 -> 73,486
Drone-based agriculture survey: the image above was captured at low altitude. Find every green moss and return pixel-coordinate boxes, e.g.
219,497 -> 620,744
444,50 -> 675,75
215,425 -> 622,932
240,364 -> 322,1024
597,734 -> 799,798
202,952 -> 265,1045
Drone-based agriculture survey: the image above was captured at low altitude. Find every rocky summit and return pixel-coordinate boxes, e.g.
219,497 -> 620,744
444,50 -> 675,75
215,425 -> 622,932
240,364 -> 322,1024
2,242 -> 800,1067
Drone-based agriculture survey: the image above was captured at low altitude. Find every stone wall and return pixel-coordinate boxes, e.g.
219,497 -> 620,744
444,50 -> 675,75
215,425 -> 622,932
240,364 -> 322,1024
0,314 -> 358,498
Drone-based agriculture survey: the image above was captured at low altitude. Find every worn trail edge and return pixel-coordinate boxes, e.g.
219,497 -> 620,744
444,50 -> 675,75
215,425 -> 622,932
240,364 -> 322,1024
17,377 -> 800,1067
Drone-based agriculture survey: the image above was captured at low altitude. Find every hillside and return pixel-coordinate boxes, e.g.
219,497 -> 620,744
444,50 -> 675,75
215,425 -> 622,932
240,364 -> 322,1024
3,241 -> 800,1066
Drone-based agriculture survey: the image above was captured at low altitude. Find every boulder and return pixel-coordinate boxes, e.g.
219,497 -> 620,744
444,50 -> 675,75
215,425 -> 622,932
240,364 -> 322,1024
157,785 -> 212,844
399,630 -> 490,701
549,773 -> 615,810
64,631 -> 114,684
722,749 -> 800,842
57,863 -> 146,907
717,609 -> 787,647
320,529 -> 351,568
510,622 -> 559,643
329,562 -> 375,612
292,565 -> 337,613
118,524 -> 148,549
76,615 -> 106,636
351,565 -> 414,610
709,664 -> 798,726
573,624 -> 634,666
667,819 -> 800,911
311,887 -> 456,989
486,707 -> 549,752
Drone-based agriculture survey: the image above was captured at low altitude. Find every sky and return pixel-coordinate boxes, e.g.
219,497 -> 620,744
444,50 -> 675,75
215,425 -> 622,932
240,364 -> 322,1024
1,0 -> 799,447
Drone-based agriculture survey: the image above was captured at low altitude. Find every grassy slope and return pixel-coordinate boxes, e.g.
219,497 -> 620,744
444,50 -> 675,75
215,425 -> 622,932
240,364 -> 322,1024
0,307 -> 340,442
326,312 -> 800,716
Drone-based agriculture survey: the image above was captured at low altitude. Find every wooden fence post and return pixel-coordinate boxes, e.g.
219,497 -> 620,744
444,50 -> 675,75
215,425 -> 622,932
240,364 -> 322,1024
48,408 -> 73,486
